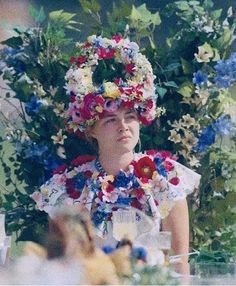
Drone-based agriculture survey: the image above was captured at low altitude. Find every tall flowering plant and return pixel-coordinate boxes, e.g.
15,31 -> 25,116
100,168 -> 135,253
0,0 -> 235,256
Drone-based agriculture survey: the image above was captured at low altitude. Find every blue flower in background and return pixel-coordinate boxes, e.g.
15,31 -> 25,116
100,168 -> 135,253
193,70 -> 208,86
213,115 -> 234,137
25,96 -> 42,114
1,47 -> 25,73
194,125 -> 216,152
23,142 -> 48,161
214,52 -> 236,88
43,156 -> 62,171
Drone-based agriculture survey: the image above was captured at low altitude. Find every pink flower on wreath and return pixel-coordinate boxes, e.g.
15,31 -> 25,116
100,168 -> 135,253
68,101 -> 83,123
80,93 -> 105,120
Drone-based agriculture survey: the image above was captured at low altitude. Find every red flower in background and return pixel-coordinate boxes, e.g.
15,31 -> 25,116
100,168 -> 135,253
134,156 -> 156,179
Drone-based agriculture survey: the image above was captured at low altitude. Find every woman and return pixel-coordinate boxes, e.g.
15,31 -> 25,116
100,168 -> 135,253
31,35 -> 200,275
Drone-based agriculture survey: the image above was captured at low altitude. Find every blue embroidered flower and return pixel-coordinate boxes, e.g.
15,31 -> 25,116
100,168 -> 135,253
154,157 -> 167,177
74,173 -> 87,189
92,210 -> 109,227
114,171 -> 134,188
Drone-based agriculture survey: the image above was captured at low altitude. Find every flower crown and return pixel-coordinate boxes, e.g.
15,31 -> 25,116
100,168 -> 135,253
64,35 -> 158,133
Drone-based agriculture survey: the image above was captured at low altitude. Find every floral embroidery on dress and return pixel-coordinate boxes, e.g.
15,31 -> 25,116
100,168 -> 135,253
31,151 -> 201,229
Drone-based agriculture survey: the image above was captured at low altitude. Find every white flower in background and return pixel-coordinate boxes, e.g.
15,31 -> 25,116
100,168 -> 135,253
169,119 -> 184,131
57,146 -> 66,159
51,129 -> 67,145
194,43 -> 214,63
53,103 -> 65,117
156,107 -> 166,117
168,129 -> 181,143
188,155 -> 201,168
182,131 -> 198,150
48,86 -> 58,97
182,114 -> 196,127
195,86 -> 210,106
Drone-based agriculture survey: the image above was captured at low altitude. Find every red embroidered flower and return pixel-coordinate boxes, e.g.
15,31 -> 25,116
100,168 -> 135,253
66,179 -> 80,199
134,156 -> 156,179
164,160 -> 174,171
169,177 -> 180,186
105,183 -> 114,193
71,155 -> 96,167
53,164 -> 67,175
131,199 -> 143,210
135,188 -> 145,200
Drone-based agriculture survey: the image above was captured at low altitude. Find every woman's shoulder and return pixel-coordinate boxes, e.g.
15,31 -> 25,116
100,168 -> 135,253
52,155 -> 97,177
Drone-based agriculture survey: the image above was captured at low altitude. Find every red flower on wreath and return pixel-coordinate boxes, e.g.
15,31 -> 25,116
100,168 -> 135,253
134,156 -> 156,179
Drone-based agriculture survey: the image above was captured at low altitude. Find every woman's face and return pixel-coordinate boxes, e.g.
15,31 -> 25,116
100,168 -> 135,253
90,107 -> 140,155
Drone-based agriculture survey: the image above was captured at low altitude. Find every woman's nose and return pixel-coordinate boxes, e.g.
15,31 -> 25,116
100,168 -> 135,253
118,119 -> 128,132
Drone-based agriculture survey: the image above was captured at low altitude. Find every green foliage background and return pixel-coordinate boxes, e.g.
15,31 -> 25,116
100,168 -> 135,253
0,0 -> 236,259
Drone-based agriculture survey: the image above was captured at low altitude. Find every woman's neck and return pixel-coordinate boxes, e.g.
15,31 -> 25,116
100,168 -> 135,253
98,151 -> 134,175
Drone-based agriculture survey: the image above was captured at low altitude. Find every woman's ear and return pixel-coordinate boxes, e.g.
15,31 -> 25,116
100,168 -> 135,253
86,125 -> 96,139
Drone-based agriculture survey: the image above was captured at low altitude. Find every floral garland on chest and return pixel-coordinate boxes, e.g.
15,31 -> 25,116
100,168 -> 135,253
32,150 -> 193,231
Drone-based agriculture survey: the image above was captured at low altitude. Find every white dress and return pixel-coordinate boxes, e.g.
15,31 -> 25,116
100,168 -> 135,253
31,150 -> 201,248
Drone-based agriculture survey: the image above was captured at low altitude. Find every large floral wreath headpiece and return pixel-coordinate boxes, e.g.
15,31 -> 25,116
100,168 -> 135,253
64,35 -> 158,133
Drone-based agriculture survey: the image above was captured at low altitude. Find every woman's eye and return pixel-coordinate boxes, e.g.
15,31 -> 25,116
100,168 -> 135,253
126,114 -> 137,120
104,118 -> 116,124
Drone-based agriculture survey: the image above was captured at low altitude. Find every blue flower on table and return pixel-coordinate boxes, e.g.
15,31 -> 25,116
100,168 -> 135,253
25,96 -> 42,114
193,70 -> 208,86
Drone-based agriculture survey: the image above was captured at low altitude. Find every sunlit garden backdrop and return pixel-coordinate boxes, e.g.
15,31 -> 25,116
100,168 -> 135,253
0,0 -> 236,267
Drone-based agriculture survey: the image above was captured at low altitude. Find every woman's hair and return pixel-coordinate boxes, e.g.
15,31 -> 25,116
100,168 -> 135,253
84,125 -> 99,153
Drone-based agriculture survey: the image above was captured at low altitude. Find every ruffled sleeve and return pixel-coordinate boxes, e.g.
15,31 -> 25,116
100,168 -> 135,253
31,158 -> 97,216
30,172 -> 68,216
